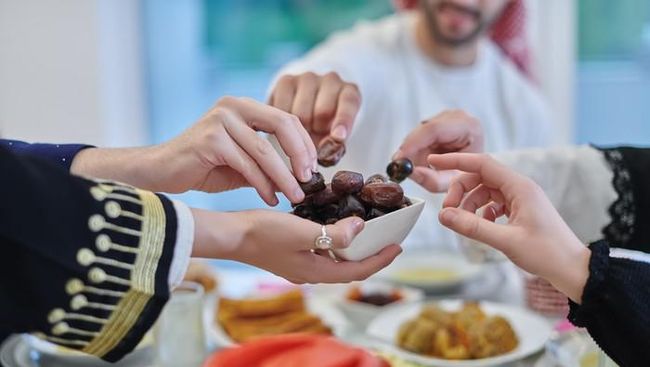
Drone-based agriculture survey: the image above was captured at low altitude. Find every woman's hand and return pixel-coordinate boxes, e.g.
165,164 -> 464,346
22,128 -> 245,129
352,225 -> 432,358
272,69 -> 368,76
72,97 -> 317,205
392,110 -> 484,192
428,153 -> 591,303
157,97 -> 317,204
191,209 -> 402,284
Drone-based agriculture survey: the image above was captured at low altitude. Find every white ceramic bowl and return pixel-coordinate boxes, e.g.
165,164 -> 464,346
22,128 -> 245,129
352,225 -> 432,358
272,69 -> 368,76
333,197 -> 425,261
336,281 -> 424,327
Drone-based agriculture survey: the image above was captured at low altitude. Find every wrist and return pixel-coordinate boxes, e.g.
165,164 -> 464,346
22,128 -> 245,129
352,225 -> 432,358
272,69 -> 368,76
190,209 -> 249,260
548,239 -> 591,304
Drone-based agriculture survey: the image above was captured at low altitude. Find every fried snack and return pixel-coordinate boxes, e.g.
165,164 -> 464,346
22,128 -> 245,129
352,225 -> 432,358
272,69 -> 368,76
218,289 -> 305,318
183,260 -> 218,293
396,302 -> 518,360
217,290 -> 331,343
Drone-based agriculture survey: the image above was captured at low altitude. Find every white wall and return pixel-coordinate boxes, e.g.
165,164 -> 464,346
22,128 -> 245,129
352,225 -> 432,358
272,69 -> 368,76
527,0 -> 577,144
0,0 -> 147,146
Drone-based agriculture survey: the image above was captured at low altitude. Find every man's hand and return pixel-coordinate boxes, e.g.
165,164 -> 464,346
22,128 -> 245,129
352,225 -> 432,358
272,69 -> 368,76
269,72 -> 361,145
72,97 -> 317,205
429,153 -> 590,303
392,110 -> 484,192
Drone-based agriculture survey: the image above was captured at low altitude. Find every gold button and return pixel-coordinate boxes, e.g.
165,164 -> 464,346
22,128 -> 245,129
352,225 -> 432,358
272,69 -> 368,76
70,295 -> 88,310
90,187 -> 107,201
95,234 -> 111,252
47,308 -> 66,324
76,248 -> 95,266
65,278 -> 84,295
88,215 -> 105,232
52,322 -> 70,335
88,267 -> 107,284
105,201 -> 121,218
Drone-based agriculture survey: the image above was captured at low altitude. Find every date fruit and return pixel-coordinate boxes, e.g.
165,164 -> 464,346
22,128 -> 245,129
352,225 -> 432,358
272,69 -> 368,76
311,184 -> 340,206
299,171 -> 326,195
386,158 -> 413,183
365,174 -> 387,185
291,169 -> 411,223
331,171 -> 364,195
359,182 -> 404,208
317,137 -> 346,167
338,195 -> 366,219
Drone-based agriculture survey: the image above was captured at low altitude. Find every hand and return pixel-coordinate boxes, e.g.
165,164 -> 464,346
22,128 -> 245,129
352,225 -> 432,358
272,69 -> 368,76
428,153 -> 591,303
269,72 -> 361,145
392,110 -> 484,192
73,97 -> 317,205
191,209 -> 402,284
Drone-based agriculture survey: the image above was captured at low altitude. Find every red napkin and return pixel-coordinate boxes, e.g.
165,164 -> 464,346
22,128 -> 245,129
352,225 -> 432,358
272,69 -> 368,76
203,334 -> 389,367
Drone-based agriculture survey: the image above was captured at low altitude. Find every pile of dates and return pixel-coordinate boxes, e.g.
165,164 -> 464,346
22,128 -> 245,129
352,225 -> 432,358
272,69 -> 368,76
293,160 -> 413,224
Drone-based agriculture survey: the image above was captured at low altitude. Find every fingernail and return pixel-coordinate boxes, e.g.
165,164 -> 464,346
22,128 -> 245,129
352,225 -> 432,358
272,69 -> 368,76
270,196 -> 279,206
331,125 -> 347,141
440,208 -> 458,224
303,168 -> 313,182
352,217 -> 364,232
392,149 -> 403,160
293,187 -> 305,202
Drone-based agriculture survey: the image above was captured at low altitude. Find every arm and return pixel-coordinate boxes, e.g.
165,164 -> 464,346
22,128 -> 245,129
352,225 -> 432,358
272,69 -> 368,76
0,139 -> 92,170
391,112 -> 650,247
0,146 -> 181,362
427,153 -> 650,366
0,147 -> 401,361
73,97 -> 318,205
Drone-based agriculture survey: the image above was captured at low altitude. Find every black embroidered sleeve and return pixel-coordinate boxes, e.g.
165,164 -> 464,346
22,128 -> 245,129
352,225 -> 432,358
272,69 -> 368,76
0,146 -> 177,362
597,147 -> 650,252
568,241 -> 650,367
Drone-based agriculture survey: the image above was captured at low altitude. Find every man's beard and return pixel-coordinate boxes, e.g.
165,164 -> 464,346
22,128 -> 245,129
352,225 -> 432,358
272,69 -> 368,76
421,0 -> 496,47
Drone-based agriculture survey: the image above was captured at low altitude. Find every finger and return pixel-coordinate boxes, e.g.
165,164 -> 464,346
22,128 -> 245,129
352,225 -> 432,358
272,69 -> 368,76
460,184 -> 506,213
409,166 -> 456,193
219,134 -> 279,206
393,123 -> 438,161
427,153 -> 520,190
224,98 -> 317,183
291,72 -> 320,132
329,83 -> 361,142
269,75 -> 297,112
222,113 -> 305,204
324,216 -> 365,249
312,72 -> 343,135
444,173 -> 481,208
439,207 -> 512,249
306,244 -> 402,283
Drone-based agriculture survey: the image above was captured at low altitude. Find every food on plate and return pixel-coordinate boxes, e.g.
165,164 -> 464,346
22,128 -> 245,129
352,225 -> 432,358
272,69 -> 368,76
317,136 -> 346,167
396,302 -> 518,360
386,158 -> 413,183
393,268 -> 458,283
216,290 -> 331,343
202,334 -> 390,367
182,260 -> 218,293
293,170 -> 411,224
346,285 -> 403,307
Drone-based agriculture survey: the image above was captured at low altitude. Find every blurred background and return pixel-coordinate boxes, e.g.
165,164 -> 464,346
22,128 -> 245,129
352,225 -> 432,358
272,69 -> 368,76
1,0 -> 649,214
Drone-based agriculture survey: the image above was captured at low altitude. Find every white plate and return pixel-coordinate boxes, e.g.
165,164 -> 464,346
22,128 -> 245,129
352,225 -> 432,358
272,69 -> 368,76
207,296 -> 348,347
366,300 -> 553,367
375,252 -> 486,292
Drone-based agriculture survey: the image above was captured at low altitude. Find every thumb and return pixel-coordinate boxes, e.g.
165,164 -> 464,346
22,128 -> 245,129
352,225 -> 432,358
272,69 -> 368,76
438,207 -> 511,250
